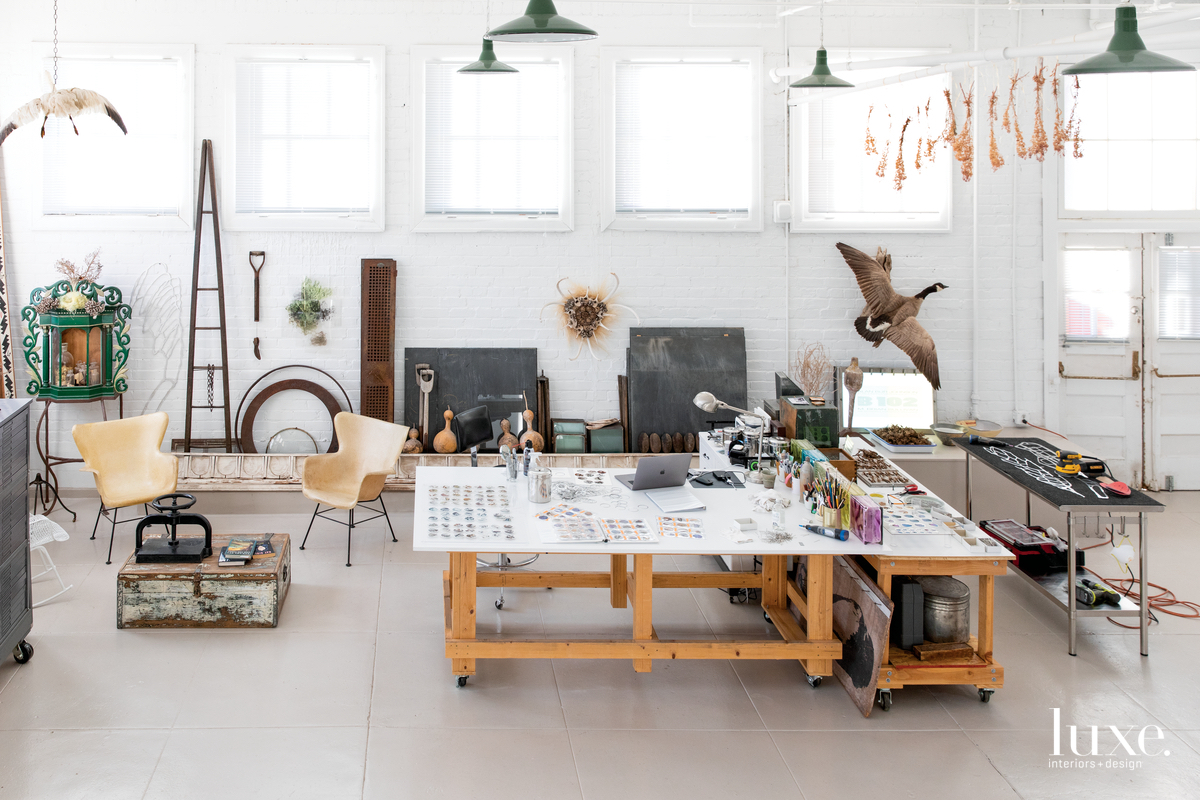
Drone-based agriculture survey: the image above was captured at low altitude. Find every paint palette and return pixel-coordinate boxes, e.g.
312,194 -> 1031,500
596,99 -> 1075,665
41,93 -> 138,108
657,516 -> 705,540
598,518 -> 658,543
881,506 -> 951,536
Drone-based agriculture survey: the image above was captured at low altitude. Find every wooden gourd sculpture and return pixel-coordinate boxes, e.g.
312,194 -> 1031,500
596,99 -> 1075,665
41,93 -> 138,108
518,408 -> 544,452
433,408 -> 458,454
401,427 -> 423,454
841,357 -> 864,435
498,418 -> 519,450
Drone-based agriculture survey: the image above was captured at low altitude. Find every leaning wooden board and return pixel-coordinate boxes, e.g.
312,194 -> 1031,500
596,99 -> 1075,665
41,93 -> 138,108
117,535 -> 290,628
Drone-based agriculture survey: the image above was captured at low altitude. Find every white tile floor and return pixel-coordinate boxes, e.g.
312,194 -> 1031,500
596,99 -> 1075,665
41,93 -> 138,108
2,490 -> 1198,800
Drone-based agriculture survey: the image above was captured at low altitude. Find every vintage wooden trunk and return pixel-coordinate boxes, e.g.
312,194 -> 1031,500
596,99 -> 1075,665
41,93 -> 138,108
117,535 -> 291,628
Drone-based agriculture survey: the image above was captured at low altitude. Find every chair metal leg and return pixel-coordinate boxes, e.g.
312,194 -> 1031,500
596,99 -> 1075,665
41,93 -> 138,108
379,494 -> 397,543
346,507 -> 354,567
300,504 -> 320,550
90,503 -> 104,540
105,506 -> 119,565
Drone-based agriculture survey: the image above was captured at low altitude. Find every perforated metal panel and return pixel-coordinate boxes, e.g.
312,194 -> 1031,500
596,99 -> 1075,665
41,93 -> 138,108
361,259 -> 397,422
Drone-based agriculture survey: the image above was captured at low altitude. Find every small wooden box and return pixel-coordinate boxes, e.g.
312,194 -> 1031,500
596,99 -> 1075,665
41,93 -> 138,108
117,535 -> 291,629
819,448 -> 857,481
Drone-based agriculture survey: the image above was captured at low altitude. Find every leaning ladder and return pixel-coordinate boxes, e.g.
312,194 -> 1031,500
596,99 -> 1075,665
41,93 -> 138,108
182,139 -> 233,452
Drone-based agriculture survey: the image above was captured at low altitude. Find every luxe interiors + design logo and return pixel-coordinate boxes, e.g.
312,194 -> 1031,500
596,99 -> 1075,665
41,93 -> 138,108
1048,707 -> 1171,772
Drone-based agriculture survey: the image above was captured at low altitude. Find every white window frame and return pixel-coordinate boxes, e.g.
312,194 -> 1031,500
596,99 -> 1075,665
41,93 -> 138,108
31,42 -> 194,232
788,47 -> 953,233
222,44 -> 385,233
600,46 -> 763,233
410,44 -> 574,234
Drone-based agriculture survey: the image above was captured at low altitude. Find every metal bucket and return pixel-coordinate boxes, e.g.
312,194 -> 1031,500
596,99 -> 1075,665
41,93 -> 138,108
917,576 -> 970,644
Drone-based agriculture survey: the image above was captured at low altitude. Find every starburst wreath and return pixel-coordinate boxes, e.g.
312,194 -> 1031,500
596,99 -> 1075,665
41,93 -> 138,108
540,272 -> 639,360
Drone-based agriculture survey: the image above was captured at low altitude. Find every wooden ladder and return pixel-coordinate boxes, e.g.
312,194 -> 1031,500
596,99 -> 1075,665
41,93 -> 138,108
181,139 -> 233,452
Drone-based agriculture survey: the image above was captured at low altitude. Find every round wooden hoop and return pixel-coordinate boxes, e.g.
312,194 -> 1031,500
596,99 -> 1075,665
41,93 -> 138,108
239,379 -> 343,454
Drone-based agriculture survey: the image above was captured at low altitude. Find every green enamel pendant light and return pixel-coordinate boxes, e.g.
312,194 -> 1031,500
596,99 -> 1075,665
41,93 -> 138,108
791,49 -> 854,88
485,0 -> 597,43
459,39 -> 519,74
790,6 -> 853,89
1063,5 -> 1195,75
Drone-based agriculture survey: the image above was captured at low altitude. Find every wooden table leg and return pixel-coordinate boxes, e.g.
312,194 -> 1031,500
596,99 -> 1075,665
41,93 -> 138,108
631,553 -> 653,673
761,555 -> 787,609
450,552 -> 477,676
611,554 -> 627,609
802,554 -> 833,677
876,566 -> 893,666
977,573 -> 994,662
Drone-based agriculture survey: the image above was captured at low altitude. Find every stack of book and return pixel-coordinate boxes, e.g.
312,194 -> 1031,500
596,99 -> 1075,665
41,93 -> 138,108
218,536 -> 273,567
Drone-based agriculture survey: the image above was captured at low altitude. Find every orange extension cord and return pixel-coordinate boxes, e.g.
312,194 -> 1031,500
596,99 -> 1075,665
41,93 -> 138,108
1081,530 -> 1200,628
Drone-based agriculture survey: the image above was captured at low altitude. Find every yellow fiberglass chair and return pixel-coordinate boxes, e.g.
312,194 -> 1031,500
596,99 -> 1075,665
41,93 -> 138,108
72,412 -> 178,565
301,413 -> 408,566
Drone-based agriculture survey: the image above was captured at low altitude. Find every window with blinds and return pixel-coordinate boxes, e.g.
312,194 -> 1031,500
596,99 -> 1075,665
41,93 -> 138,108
1063,249 -> 1133,341
1063,69 -> 1200,216
235,59 -> 373,214
614,60 -> 752,216
42,53 -> 187,218
793,49 -> 951,231
1159,249 -> 1200,339
423,57 -> 563,216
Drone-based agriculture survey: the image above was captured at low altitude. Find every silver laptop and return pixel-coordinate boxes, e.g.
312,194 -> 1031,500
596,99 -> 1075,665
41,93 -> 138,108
615,453 -> 693,491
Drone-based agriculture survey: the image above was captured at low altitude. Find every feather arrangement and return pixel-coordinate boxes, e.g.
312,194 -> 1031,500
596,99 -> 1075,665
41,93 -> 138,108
540,272 -> 640,361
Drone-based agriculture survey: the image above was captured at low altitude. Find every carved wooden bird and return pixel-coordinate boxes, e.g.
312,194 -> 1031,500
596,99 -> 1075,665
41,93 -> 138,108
836,242 -> 946,390
0,76 -> 127,146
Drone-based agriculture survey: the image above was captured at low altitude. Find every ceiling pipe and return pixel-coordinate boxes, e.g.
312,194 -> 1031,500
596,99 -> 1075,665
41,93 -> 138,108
782,29 -> 1200,98
770,8 -> 1200,81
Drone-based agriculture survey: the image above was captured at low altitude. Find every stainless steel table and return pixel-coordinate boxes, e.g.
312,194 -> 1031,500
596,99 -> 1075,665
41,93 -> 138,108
954,437 -> 1163,656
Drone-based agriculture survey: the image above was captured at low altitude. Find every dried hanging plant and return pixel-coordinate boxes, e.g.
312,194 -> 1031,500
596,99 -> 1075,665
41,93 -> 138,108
874,111 -> 891,178
914,135 -> 924,171
951,83 -> 974,182
864,105 -> 878,155
941,89 -> 957,142
791,342 -> 833,400
1030,61 -> 1049,161
894,116 -> 911,190
1069,76 -> 1084,158
1051,63 -> 1069,155
1003,68 -> 1029,158
988,88 -> 1004,171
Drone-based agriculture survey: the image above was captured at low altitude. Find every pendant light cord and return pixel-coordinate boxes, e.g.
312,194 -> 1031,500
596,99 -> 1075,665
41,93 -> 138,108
52,0 -> 59,87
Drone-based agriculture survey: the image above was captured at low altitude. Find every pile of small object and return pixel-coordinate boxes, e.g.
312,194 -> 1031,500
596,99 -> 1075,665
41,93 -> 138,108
853,449 -> 912,486
873,425 -> 929,446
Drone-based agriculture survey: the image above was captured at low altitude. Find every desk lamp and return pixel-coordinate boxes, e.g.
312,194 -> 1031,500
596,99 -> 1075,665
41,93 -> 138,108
454,405 -> 493,467
692,391 -> 749,416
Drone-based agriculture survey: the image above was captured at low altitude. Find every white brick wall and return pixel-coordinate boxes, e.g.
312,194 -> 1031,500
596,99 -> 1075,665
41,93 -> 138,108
0,2 -> 1076,486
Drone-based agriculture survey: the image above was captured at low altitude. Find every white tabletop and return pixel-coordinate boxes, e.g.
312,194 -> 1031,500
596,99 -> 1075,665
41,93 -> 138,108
414,465 -> 924,557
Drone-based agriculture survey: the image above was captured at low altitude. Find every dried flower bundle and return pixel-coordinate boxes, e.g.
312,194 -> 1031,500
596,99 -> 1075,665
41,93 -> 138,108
864,105 -> 878,155
54,249 -> 103,289
1051,64 -> 1069,155
1069,75 -> 1084,158
988,89 -> 1005,171
894,117 -> 911,190
951,84 -> 974,182
1030,62 -> 1049,161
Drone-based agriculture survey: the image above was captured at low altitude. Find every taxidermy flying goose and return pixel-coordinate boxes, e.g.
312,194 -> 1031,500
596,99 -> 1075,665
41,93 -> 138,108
836,241 -> 946,391
0,73 -> 127,146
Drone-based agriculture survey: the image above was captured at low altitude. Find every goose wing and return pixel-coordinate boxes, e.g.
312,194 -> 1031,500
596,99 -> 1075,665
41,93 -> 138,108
837,242 -> 899,315
62,88 -> 127,134
0,96 -> 47,145
885,317 -> 941,391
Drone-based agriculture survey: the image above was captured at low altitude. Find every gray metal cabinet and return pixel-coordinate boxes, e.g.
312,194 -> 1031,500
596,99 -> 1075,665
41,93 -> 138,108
0,399 -> 33,664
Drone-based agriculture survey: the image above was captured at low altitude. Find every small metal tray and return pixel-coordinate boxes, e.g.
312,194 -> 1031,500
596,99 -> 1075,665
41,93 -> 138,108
864,430 -> 938,454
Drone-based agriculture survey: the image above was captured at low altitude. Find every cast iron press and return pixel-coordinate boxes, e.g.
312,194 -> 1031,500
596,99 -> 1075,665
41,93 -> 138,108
134,493 -> 214,563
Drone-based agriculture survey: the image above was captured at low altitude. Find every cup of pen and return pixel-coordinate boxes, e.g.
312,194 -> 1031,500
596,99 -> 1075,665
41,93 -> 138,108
820,506 -> 840,528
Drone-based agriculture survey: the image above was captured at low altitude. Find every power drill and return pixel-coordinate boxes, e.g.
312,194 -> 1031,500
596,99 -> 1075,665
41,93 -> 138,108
1075,578 -> 1121,606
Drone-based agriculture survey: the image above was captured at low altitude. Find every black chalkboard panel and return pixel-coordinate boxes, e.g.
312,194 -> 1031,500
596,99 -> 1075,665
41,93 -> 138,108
403,348 -> 538,452
627,327 -> 747,448
954,437 -> 1164,511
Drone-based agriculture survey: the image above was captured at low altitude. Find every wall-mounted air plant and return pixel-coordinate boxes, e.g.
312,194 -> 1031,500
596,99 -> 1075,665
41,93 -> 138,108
286,277 -> 334,344
540,272 -> 640,361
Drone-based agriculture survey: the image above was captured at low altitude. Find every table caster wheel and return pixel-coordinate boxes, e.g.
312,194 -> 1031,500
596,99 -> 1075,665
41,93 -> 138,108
456,676 -> 468,688
763,611 -> 770,621
12,641 -> 33,664
877,689 -> 892,712
806,675 -> 822,688
978,688 -> 994,703
495,598 -> 504,610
